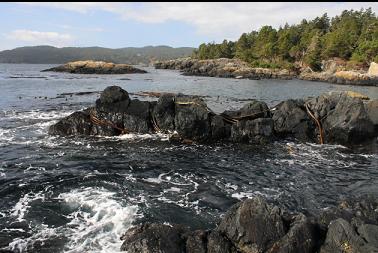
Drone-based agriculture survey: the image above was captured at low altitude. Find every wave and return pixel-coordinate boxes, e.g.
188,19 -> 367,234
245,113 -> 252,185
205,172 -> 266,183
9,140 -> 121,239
5,187 -> 140,253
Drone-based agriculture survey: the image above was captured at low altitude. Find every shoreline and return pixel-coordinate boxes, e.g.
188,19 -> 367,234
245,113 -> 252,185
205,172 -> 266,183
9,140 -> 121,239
154,58 -> 378,87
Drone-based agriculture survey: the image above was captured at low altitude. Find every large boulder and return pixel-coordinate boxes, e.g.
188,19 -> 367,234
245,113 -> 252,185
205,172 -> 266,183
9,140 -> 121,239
322,94 -> 375,145
120,223 -> 188,253
368,62 -> 378,76
152,94 -> 176,132
217,197 -> 286,253
174,96 -> 212,141
230,118 -> 274,143
48,109 -> 93,136
320,218 -> 378,253
272,99 -> 315,141
268,214 -> 318,253
95,86 -> 130,113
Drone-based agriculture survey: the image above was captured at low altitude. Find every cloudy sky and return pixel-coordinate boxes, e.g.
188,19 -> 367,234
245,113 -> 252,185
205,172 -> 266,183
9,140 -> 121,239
1,2 -> 377,50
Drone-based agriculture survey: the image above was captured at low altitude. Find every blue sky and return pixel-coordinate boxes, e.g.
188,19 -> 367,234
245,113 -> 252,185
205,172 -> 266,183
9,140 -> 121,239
1,2 -> 377,50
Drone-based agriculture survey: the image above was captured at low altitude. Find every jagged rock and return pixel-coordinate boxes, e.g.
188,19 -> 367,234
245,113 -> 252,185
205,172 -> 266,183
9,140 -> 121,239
95,86 -> 130,113
272,99 -> 315,141
217,197 -> 286,253
210,115 -> 231,140
152,94 -> 176,132
42,60 -> 147,74
320,218 -> 378,253
207,231 -> 235,253
322,94 -> 375,145
230,118 -> 274,143
222,100 -> 271,119
267,214 -> 318,253
122,99 -> 154,133
50,86 -> 378,146
174,96 -> 211,141
48,109 -> 93,136
186,230 -> 209,253
120,223 -> 188,253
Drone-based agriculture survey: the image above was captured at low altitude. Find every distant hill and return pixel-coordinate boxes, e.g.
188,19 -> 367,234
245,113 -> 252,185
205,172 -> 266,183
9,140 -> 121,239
0,45 -> 195,64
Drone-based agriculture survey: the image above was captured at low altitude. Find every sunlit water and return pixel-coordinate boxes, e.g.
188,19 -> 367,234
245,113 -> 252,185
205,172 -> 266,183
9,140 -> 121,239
0,64 -> 377,252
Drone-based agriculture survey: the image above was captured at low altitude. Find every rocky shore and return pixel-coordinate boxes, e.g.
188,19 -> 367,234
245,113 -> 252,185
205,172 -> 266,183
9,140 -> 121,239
49,85 -> 377,147
120,196 -> 378,253
299,61 -> 378,86
154,58 -> 378,86
42,60 -> 147,74
154,58 -> 296,80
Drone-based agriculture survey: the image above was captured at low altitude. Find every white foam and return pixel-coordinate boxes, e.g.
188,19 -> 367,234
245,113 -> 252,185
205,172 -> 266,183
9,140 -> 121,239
6,187 -> 139,253
11,191 -> 45,222
59,187 -> 139,253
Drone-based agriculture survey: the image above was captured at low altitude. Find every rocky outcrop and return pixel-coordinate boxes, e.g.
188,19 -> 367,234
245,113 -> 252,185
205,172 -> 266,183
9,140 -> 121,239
368,62 -> 378,76
155,58 -> 378,86
154,58 -> 296,80
120,196 -> 378,253
42,60 -> 147,74
299,61 -> 378,86
49,86 -> 377,147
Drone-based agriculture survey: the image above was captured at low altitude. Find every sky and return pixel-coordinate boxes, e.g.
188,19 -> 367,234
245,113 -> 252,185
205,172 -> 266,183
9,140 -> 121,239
0,2 -> 377,51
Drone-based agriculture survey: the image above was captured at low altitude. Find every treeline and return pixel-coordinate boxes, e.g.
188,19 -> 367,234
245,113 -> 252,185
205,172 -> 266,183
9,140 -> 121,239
192,8 -> 378,71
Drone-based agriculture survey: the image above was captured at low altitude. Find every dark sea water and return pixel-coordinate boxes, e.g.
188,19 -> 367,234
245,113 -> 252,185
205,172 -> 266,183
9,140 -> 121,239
0,64 -> 377,252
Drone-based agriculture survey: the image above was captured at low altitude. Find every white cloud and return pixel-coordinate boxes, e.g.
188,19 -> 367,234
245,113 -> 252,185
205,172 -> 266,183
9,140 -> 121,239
5,30 -> 74,47
16,2 -> 378,42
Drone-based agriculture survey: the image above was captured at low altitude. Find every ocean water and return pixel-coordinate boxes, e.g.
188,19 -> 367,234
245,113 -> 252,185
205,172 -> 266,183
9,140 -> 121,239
0,64 -> 377,252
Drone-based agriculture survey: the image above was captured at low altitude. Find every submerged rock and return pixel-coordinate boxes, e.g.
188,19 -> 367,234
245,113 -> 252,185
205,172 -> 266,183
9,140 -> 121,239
42,60 -> 147,74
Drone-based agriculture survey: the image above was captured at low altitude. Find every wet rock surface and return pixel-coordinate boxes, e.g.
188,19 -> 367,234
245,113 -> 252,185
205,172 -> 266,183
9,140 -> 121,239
121,196 -> 378,253
49,86 -> 378,147
42,60 -> 147,74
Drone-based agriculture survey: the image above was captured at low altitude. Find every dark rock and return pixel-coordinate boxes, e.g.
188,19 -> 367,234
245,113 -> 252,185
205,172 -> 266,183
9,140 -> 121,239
320,218 -> 378,253
322,94 -> 375,145
210,114 -> 231,140
217,197 -> 286,252
95,86 -> 130,113
230,118 -> 274,143
357,224 -> 378,248
48,109 -> 93,136
222,100 -> 271,120
120,223 -> 188,253
122,99 -> 154,133
207,231 -> 236,253
153,94 -> 176,132
272,99 -> 315,141
267,213 -> 318,253
186,230 -> 209,253
174,96 -> 211,141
